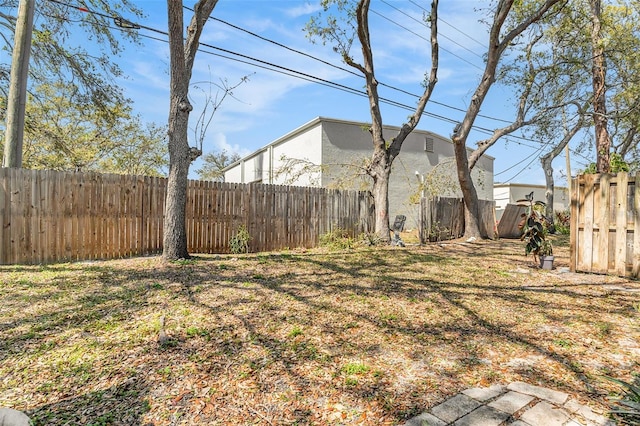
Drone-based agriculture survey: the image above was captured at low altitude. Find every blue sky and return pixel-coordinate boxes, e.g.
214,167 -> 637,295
41,1 -> 599,186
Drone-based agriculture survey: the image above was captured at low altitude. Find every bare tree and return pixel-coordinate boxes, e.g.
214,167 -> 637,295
307,0 -> 439,242
539,108 -> 586,223
451,0 -> 567,239
164,0 -> 218,260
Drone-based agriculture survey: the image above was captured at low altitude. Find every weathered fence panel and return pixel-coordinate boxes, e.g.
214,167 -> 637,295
0,168 -> 374,265
571,172 -> 639,278
419,196 -> 496,243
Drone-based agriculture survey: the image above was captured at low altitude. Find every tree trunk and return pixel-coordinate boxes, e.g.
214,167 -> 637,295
3,0 -> 34,168
369,147 -> 392,241
450,0 -> 564,240
349,0 -> 438,243
163,0 -> 217,260
590,0 -> 611,173
372,174 -> 391,242
452,135 -> 481,239
541,153 -> 555,230
540,113 -> 584,230
164,1 -> 191,260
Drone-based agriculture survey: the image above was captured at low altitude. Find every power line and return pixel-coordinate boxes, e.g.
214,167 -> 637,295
378,0 -> 484,61
494,144 -> 545,177
204,12 -> 512,124
501,148 -> 548,183
407,0 -> 486,49
45,0 -> 592,164
369,7 -> 483,71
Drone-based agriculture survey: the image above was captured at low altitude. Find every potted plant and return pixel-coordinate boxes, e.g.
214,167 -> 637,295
538,239 -> 554,270
518,191 -> 554,269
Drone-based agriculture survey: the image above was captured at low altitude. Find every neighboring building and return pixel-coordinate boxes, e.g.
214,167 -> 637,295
223,117 -> 494,228
494,183 -> 570,221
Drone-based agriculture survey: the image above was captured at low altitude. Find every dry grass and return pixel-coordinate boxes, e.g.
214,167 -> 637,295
0,236 -> 638,425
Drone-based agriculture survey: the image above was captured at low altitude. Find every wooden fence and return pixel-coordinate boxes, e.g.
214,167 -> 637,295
571,172 -> 640,278
0,168 -> 374,265
419,196 -> 496,243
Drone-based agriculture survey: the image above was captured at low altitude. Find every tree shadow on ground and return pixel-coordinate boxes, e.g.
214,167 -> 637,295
27,379 -> 150,426
1,245 -> 637,424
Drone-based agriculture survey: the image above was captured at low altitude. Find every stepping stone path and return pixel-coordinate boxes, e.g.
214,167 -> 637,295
403,382 -> 616,426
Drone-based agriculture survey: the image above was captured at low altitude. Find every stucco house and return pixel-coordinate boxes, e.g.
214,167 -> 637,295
493,183 -> 570,221
223,117 -> 494,228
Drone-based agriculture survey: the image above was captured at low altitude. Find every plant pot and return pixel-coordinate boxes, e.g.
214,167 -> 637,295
540,255 -> 554,270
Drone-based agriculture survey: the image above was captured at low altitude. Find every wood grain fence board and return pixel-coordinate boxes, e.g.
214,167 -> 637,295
570,172 -> 639,278
31,170 -> 41,264
581,174 -> 595,272
0,169 -> 374,264
147,176 -> 155,254
615,174 -> 629,275
95,173 -> 105,259
9,169 -> 18,264
74,172 -> 84,260
570,177 -> 579,272
62,172 -> 73,260
122,174 -> 131,257
186,180 -> 195,252
17,169 -> 27,262
0,169 -> 7,264
634,174 -> 640,278
199,180 -> 207,252
21,169 -> 32,263
34,169 -> 44,262
104,174 -> 114,259
129,174 -> 137,256
594,174 -> 609,273
9,169 -> 19,264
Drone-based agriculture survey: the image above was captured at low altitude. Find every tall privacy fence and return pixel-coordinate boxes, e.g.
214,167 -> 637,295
571,172 -> 640,278
419,196 -> 496,243
0,168 -> 374,265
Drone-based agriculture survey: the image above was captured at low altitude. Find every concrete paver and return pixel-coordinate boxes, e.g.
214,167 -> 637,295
563,398 -> 616,426
402,382 -> 615,426
462,385 -> 505,402
519,401 -> 570,426
507,382 -> 569,405
488,391 -> 535,414
452,405 -> 510,426
403,412 -> 447,426
430,394 -> 482,424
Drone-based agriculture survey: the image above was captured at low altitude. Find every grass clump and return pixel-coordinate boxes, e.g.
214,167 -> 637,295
229,225 -> 251,254
342,362 -> 370,375
319,228 -> 355,250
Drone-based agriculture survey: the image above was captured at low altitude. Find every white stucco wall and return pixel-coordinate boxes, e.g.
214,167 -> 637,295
271,124 -> 323,186
223,121 -> 323,185
319,119 -> 494,228
223,117 -> 496,229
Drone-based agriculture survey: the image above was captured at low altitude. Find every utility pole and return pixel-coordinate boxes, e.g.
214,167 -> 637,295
3,0 -> 35,168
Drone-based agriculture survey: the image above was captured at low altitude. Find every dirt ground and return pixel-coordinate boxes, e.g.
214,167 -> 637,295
0,236 -> 638,425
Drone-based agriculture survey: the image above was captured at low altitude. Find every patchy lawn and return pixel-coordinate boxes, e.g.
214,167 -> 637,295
0,237 -> 638,425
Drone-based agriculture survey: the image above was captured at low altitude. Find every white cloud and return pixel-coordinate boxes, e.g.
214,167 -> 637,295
284,3 -> 323,18
205,132 -> 252,157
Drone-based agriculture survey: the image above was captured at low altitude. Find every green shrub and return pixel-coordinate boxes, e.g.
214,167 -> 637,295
319,228 -> 355,250
555,210 -> 571,235
605,373 -> 640,424
229,225 -> 251,254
